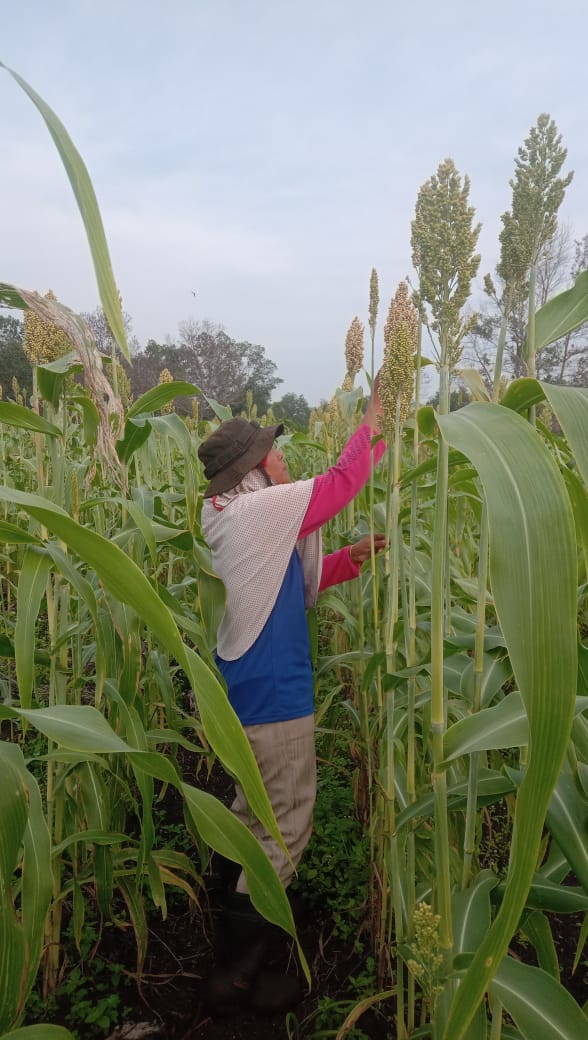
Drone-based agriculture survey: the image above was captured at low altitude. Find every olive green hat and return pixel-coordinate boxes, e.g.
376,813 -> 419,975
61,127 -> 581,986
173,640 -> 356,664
198,417 -> 284,498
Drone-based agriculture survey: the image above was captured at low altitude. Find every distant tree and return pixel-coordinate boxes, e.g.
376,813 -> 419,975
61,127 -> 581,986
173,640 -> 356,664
80,305 -> 139,356
426,386 -> 471,411
539,234 -> 588,385
273,392 -> 311,428
466,227 -> 587,388
128,321 -> 281,416
0,315 -> 32,399
123,338 -> 177,399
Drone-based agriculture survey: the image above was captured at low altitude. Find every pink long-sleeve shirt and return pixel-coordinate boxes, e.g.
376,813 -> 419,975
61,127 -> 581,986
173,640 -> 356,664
301,421 -> 386,591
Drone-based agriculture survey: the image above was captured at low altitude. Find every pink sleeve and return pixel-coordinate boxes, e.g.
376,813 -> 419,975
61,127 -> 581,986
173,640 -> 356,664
319,547 -> 361,591
299,422 -> 386,538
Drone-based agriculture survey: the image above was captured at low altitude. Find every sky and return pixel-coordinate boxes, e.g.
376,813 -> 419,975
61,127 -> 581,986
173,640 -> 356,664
1,0 -> 587,405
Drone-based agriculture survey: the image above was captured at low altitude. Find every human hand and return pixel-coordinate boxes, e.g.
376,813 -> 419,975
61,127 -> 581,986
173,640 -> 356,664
349,533 -> 387,566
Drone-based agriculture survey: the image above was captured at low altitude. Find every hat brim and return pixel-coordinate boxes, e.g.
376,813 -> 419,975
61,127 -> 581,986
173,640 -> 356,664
203,422 -> 284,497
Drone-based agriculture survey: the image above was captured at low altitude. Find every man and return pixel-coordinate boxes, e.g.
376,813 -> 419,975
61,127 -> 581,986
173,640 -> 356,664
198,376 -> 386,1011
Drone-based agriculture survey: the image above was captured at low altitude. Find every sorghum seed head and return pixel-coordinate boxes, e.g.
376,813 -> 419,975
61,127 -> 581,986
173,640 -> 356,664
23,290 -> 72,363
159,368 -> 174,412
369,268 -> 379,334
344,316 -> 364,378
379,281 -> 418,431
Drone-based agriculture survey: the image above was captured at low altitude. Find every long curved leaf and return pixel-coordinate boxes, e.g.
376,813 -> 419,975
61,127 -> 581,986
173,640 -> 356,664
1,744 -> 52,1006
0,63 -> 128,358
544,771 -> 588,893
501,377 -> 546,415
534,267 -> 588,351
438,403 -> 578,1039
520,910 -> 559,980
490,956 -> 587,1039
0,402 -> 61,438
15,549 -> 52,709
451,870 -> 498,954
0,749 -> 29,1033
180,783 -> 310,984
495,877 -> 588,914
442,693 -> 528,766
127,381 -> 200,418
541,382 -> 588,489
0,521 -> 40,546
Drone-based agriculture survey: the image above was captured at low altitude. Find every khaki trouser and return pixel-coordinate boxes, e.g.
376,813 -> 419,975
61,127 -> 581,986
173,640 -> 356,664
232,713 -> 317,893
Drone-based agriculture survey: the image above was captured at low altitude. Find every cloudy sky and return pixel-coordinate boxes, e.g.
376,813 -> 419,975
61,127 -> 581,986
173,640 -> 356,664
2,0 -> 587,404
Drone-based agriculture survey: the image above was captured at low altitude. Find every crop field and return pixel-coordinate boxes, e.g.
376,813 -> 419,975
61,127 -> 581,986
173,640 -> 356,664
0,64 -> 587,1040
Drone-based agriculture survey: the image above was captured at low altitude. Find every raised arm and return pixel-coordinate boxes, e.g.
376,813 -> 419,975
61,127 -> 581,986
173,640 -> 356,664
299,373 -> 385,538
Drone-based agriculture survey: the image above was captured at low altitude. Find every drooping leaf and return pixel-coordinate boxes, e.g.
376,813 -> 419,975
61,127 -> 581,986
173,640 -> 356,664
451,870 -> 498,954
0,402 -> 61,438
501,377 -> 546,415
127,381 -> 200,418
15,549 -> 53,709
442,693 -> 528,766
203,396 -> 232,422
0,744 -> 52,1006
490,956 -> 587,1039
0,62 -> 128,358
520,910 -> 559,980
0,748 -> 29,1033
36,352 -> 83,409
544,771 -> 588,894
180,783 -> 310,984
541,382 -> 588,489
0,521 -> 41,546
116,417 -> 152,464
534,267 -> 588,351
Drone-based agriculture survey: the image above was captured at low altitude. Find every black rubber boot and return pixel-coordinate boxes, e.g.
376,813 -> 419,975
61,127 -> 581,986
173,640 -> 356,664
207,892 -> 302,1015
210,852 -> 242,899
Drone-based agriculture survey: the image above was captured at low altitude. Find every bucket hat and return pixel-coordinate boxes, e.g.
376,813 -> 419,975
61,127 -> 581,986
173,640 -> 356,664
198,417 -> 284,497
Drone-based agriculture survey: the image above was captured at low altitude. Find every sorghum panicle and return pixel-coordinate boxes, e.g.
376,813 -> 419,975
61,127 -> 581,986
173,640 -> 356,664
159,367 -> 174,412
344,316 -> 364,379
369,267 -> 379,337
379,281 -> 418,432
23,289 -> 72,364
406,902 -> 444,998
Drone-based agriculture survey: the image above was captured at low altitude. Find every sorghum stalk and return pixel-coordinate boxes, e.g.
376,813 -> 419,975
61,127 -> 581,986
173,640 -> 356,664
461,497 -> 489,889
492,292 -> 511,402
526,264 -> 537,427
490,997 -> 503,1039
382,402 -> 408,1036
367,269 -> 382,710
406,313 -> 423,1032
380,282 -> 418,677
430,324 -> 453,962
384,419 -> 401,673
377,285 -> 417,1017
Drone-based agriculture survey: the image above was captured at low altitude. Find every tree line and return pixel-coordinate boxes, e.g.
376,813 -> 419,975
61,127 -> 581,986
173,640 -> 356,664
0,312 -> 312,426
